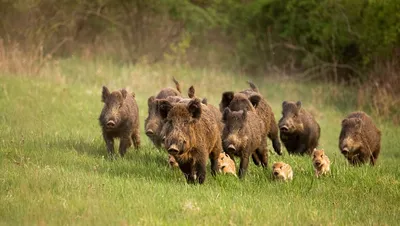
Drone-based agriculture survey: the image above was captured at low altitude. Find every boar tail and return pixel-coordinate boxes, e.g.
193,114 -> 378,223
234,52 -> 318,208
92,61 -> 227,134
247,81 -> 259,93
173,77 -> 181,93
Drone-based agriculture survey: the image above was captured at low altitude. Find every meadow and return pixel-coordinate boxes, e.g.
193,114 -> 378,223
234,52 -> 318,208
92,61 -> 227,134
0,58 -> 399,225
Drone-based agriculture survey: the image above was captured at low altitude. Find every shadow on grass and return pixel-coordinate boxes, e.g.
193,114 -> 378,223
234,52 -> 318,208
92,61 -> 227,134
46,137 -> 183,183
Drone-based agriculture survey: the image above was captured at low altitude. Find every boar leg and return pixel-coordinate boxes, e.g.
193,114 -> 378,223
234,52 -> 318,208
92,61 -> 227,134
119,137 -> 133,157
268,117 -> 282,155
131,129 -> 141,149
103,133 -> 115,156
256,149 -> 268,168
239,152 -> 250,179
209,145 -> 221,177
179,162 -> 196,184
196,160 -> 207,184
251,153 -> 261,166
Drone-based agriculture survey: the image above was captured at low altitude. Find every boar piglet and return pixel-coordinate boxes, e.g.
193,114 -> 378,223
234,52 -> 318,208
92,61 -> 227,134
222,107 -> 268,179
99,86 -> 140,157
278,101 -> 320,155
159,98 -> 222,184
339,111 -> 381,166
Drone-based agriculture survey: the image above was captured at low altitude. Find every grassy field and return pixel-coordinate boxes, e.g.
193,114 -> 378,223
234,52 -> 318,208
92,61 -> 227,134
0,58 -> 399,225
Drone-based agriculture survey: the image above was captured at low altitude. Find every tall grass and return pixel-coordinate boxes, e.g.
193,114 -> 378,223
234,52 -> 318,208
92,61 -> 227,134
0,59 -> 399,225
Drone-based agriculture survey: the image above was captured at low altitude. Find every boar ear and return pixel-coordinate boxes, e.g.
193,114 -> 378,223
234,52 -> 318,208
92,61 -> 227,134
222,107 -> 231,122
172,77 -> 181,93
120,89 -> 128,99
220,92 -> 234,112
102,86 -> 110,102
282,101 -> 288,108
341,118 -> 348,126
188,98 -> 202,119
159,100 -> 173,119
296,101 -> 302,108
247,81 -> 259,92
148,96 -> 155,107
201,98 -> 208,105
188,85 -> 195,98
249,95 -> 261,108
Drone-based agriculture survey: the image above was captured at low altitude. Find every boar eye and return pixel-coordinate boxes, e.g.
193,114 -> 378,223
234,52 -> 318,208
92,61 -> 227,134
280,166 -> 283,169
321,155 -> 323,158
293,114 -> 297,119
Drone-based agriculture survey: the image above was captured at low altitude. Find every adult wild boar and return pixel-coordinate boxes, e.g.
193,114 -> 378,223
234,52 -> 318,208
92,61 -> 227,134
145,78 -> 182,148
219,82 -> 282,156
159,98 -> 222,184
99,86 -> 140,157
339,111 -> 381,166
222,107 -> 268,178
278,101 -> 320,155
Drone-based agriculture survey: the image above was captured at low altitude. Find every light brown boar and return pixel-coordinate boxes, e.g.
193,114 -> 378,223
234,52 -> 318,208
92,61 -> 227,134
278,101 -> 320,155
272,162 -> 293,181
339,111 -> 381,166
99,86 -> 140,157
217,152 -> 237,177
219,82 -> 282,155
159,98 -> 222,184
312,148 -> 331,177
222,106 -> 268,179
144,78 -> 182,148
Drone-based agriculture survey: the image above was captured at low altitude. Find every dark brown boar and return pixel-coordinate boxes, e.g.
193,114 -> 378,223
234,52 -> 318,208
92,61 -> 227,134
339,111 -> 381,166
219,82 -> 282,155
159,98 -> 222,184
99,86 -> 140,157
144,78 -> 182,148
222,107 -> 268,178
278,101 -> 320,155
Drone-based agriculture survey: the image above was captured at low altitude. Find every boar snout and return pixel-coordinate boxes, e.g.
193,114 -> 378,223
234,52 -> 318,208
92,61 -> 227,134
146,129 -> 154,136
168,144 -> 179,154
314,160 -> 321,166
341,147 -> 349,155
106,120 -> 116,128
227,144 -> 236,152
279,125 -> 289,132
273,171 -> 279,176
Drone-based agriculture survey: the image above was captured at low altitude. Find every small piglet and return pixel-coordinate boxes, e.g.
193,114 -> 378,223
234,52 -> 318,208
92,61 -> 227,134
99,86 -> 140,157
312,148 -> 331,177
272,162 -> 293,181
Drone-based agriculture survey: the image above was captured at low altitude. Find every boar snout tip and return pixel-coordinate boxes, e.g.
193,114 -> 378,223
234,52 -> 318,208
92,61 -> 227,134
167,144 -> 179,154
227,144 -> 236,152
279,125 -> 289,132
314,160 -> 321,166
106,120 -> 116,128
273,171 -> 279,176
145,129 -> 154,136
341,147 -> 349,155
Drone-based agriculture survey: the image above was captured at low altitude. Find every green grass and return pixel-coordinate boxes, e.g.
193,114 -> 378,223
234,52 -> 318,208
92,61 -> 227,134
0,58 -> 399,225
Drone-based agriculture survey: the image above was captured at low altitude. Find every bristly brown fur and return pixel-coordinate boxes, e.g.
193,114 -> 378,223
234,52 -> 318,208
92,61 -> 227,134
278,101 -> 320,155
219,82 -> 282,156
159,98 -> 222,184
145,78 -> 182,148
339,111 -> 381,166
99,86 -> 140,157
222,108 -> 268,179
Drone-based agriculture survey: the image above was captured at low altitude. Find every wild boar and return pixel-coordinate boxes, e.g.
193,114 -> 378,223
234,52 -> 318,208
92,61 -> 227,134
159,98 -> 222,184
312,148 -> 331,177
219,82 -> 282,155
339,111 -> 381,166
222,107 -> 268,179
278,101 -> 320,155
272,162 -> 293,181
145,78 -> 182,148
99,86 -> 140,157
